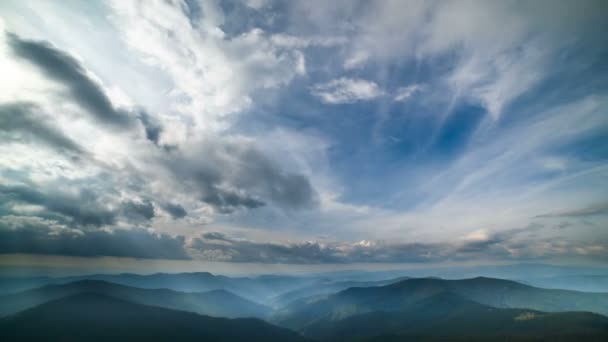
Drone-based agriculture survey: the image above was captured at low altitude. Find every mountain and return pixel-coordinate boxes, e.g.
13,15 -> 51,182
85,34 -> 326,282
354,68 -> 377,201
274,277 -> 608,330
272,277 -> 409,308
274,280 -> 608,341
303,292 -> 608,340
0,293 -> 305,342
522,275 -> 608,293
0,280 -> 271,319
312,293 -> 608,341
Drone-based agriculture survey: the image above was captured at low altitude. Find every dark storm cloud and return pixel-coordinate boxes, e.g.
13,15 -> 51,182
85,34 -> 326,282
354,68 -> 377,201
0,184 -> 158,227
161,203 -> 187,219
190,234 -> 341,263
236,148 -> 317,210
189,225 -> 577,264
454,225 -> 546,256
189,232 -> 449,264
163,154 -> 255,213
0,102 -> 83,154
163,140 -> 318,213
136,110 -> 162,145
201,231 -> 231,241
6,33 -> 160,144
535,202 -> 608,218
0,220 -> 189,260
0,185 -> 117,227
202,188 -> 265,213
456,237 -> 504,253
121,199 -> 155,223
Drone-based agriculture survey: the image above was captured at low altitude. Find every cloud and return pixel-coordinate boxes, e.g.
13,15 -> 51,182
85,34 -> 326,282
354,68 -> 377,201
161,203 -> 187,220
187,223 -> 608,264
185,230 -> 513,264
535,203 -> 608,218
121,199 -> 155,223
0,184 -> 117,228
0,0 -> 606,265
0,181 -> 161,228
5,32 -> 160,144
6,32 -> 131,127
393,85 -> 422,102
161,138 -> 318,213
136,110 -> 162,145
270,34 -> 347,48
109,0 -> 307,131
0,102 -> 83,154
310,78 -> 384,104
0,217 -> 189,259
294,1 -> 606,118
0,26 -> 318,247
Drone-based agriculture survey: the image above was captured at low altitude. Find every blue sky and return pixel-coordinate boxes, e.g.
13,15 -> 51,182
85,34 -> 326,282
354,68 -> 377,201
0,0 -> 607,269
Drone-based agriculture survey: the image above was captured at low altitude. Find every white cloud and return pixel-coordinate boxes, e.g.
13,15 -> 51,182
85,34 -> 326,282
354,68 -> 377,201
109,0 -> 306,133
393,84 -> 422,102
310,78 -> 384,104
343,50 -> 369,70
270,34 -> 347,48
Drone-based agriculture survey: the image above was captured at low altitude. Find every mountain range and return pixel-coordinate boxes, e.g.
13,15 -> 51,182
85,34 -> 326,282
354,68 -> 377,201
2,273 -> 608,341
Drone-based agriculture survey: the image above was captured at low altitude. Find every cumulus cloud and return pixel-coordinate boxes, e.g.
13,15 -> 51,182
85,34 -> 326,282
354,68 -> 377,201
310,78 -> 384,104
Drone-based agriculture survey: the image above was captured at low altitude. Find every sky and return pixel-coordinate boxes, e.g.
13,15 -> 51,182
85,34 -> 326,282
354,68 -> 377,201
0,0 -> 607,273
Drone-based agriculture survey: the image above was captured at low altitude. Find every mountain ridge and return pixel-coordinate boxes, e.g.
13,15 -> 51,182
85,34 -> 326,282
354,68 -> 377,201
0,279 -> 272,319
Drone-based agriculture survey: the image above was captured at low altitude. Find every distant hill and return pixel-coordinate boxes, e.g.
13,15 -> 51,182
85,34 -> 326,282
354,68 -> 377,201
521,275 -> 608,293
0,272 -> 316,302
0,293 -> 305,342
274,277 -> 608,331
0,280 -> 272,319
